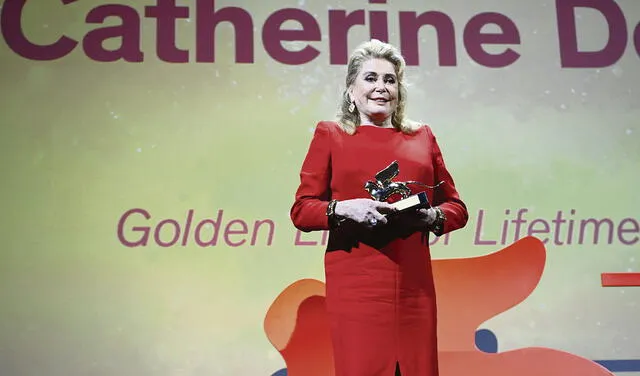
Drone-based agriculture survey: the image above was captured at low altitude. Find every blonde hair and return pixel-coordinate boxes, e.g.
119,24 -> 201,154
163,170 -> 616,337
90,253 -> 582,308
337,39 -> 421,135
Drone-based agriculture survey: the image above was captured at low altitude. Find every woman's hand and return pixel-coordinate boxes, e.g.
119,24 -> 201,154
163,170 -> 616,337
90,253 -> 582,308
388,208 -> 437,231
334,199 -> 397,227
412,208 -> 437,228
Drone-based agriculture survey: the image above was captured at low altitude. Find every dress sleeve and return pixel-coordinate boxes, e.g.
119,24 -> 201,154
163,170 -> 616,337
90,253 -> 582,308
290,122 -> 332,232
427,126 -> 469,236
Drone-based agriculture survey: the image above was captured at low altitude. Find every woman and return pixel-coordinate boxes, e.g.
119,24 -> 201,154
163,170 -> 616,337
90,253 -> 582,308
290,39 -> 468,376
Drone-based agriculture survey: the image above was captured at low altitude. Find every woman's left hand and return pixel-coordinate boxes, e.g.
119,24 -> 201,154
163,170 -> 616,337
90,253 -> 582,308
390,207 -> 437,231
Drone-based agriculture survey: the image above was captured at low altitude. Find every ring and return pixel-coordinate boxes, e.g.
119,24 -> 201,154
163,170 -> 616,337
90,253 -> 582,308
368,218 -> 378,226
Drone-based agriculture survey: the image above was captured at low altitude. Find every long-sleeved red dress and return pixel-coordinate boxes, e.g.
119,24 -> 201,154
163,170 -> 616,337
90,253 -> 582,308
290,121 -> 468,376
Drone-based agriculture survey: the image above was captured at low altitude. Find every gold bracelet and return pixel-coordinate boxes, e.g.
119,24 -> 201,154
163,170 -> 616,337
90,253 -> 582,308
326,199 -> 337,217
326,199 -> 342,228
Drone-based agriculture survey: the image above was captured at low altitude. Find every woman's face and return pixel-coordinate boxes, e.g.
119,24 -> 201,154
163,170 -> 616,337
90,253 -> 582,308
349,58 -> 399,125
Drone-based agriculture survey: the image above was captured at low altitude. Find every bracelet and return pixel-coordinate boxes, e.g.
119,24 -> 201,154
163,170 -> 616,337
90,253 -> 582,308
430,206 -> 446,236
326,199 -> 342,228
326,199 -> 337,217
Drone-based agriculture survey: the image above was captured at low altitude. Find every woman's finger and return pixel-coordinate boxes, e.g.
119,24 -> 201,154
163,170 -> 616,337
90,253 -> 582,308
373,212 -> 388,225
374,202 -> 398,214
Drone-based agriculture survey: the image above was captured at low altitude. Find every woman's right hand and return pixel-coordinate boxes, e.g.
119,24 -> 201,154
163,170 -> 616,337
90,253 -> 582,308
334,198 -> 397,227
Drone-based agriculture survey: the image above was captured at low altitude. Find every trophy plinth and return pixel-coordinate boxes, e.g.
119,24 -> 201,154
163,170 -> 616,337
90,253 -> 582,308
388,191 -> 430,213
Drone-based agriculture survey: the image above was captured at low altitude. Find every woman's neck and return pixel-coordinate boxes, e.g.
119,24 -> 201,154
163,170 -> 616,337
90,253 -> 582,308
360,116 -> 393,128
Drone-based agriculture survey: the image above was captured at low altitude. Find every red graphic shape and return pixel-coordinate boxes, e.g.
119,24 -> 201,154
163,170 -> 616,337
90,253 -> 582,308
264,279 -> 334,376
601,273 -> 640,287
264,236 -> 614,376
433,235 -> 545,352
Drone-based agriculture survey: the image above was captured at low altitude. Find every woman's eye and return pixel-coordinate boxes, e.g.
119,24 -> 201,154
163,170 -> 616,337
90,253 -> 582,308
365,76 -> 376,82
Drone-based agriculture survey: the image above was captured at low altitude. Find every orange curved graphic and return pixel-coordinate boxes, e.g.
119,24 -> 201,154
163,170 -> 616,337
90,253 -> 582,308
264,279 -> 334,376
263,236 -> 614,376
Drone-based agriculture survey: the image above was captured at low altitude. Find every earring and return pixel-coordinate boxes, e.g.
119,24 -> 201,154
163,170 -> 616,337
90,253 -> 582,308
348,101 -> 355,113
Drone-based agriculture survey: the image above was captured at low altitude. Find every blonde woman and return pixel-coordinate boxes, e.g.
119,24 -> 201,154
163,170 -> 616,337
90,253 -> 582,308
291,39 -> 469,376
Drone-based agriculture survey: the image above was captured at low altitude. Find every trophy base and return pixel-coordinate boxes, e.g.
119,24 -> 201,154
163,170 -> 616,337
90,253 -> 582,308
388,191 -> 430,213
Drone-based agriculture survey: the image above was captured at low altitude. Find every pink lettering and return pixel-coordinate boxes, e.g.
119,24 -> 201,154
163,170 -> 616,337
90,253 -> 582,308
369,10 -> 389,42
474,209 -> 497,245
295,230 -> 318,246
329,9 -> 366,65
1,0 -> 78,60
251,220 -> 275,246
618,218 -> 639,245
399,11 -> 456,66
116,208 -> 273,247
464,12 -> 521,68
368,0 -> 390,43
262,8 -> 321,65
154,219 -> 181,246
83,4 -> 144,62
194,215 -> 221,247
579,218 -> 614,244
556,0 -> 628,67
196,0 -> 254,63
181,209 -> 194,246
145,0 -> 189,63
528,219 -> 550,244
635,21 -> 640,56
225,219 -> 248,247
6,0 -> 632,69
117,208 -> 151,247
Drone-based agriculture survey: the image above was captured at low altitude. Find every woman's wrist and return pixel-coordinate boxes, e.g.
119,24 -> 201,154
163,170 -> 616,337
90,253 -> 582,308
429,206 -> 446,236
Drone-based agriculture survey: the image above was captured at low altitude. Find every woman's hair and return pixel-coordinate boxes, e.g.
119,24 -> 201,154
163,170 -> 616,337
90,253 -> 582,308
336,39 -> 421,135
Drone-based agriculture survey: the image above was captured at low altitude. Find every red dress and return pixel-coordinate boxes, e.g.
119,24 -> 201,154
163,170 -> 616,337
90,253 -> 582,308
290,121 -> 468,376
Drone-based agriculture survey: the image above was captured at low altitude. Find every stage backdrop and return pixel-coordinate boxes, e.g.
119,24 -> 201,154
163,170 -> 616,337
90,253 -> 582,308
1,0 -> 638,375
